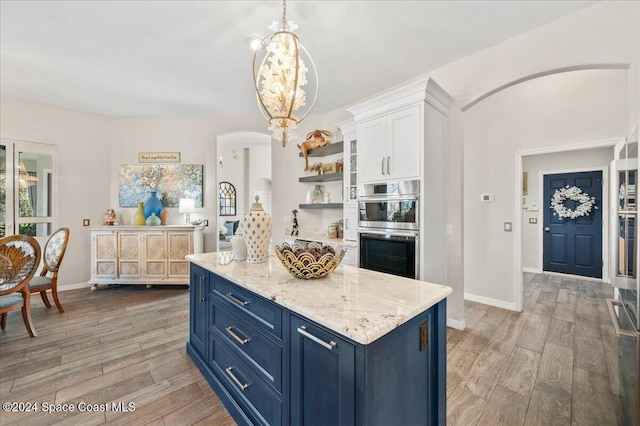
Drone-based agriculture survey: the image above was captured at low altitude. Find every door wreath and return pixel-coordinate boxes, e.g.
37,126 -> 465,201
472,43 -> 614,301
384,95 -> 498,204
550,185 -> 597,219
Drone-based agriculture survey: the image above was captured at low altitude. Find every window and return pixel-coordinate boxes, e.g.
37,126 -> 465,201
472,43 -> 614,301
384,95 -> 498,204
219,181 -> 236,216
0,140 -> 56,238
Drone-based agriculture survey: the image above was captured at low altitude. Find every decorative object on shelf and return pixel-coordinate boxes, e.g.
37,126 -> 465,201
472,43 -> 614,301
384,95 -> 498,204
252,0 -> 318,147
306,190 -> 312,203
179,198 -> 196,224
322,162 -> 337,174
134,202 -> 146,226
323,191 -> 330,203
146,213 -> 161,226
241,195 -> 272,263
550,185 -> 598,219
336,159 -> 343,173
309,162 -> 323,175
328,223 -> 338,239
143,191 -> 163,219
160,208 -> 169,225
274,242 -> 345,279
298,130 -> 332,171
311,185 -> 324,203
230,227 -> 248,261
291,209 -> 299,236
118,164 -> 203,208
103,209 -> 117,226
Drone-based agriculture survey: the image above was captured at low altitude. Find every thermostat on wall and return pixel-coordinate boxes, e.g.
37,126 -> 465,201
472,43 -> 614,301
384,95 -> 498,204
480,193 -> 494,203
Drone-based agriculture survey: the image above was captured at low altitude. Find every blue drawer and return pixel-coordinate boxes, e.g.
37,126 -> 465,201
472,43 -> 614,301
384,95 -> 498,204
209,334 -> 282,426
212,276 -> 282,340
211,302 -> 283,393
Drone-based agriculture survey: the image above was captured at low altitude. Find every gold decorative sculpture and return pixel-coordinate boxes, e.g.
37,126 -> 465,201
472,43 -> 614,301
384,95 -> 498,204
298,130 -> 332,171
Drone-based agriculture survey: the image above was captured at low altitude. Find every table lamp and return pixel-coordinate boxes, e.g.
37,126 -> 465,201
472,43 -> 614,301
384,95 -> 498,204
179,198 -> 196,224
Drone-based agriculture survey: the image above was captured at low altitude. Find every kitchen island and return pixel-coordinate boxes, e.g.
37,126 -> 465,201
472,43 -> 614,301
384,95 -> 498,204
186,252 -> 452,426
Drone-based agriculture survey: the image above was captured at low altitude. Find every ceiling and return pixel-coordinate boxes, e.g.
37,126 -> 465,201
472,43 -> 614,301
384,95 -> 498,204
0,1 -> 597,117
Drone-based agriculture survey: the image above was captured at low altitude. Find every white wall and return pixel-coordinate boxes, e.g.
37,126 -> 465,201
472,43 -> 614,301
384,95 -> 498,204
109,116 -> 267,253
463,69 -> 628,307
0,96 -> 113,287
522,148 -> 614,271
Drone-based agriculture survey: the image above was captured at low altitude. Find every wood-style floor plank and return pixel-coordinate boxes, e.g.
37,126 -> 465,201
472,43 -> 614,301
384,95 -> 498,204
0,273 -> 626,426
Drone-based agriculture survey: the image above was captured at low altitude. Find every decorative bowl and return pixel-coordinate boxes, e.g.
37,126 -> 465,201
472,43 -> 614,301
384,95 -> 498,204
274,242 -> 345,280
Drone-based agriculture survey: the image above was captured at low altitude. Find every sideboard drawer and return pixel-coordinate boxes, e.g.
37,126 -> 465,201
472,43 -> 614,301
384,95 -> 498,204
210,336 -> 283,426
213,276 -> 282,340
212,302 -> 283,392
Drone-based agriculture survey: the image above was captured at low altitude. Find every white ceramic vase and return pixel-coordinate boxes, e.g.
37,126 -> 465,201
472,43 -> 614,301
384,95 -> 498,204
241,195 -> 272,263
230,227 -> 247,261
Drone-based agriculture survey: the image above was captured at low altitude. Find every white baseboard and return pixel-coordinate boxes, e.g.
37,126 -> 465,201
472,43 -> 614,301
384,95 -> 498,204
522,267 -> 541,274
58,282 -> 92,292
447,317 -> 466,330
464,293 -> 518,311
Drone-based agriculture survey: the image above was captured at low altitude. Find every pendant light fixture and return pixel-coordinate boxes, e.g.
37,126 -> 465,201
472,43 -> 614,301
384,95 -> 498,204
253,0 -> 318,147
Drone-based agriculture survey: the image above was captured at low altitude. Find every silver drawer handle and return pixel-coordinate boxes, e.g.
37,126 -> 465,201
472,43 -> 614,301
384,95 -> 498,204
225,367 -> 249,391
226,292 -> 250,307
297,326 -> 336,350
225,326 -> 250,345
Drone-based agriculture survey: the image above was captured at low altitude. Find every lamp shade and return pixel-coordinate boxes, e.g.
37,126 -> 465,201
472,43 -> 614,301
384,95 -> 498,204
178,198 -> 195,214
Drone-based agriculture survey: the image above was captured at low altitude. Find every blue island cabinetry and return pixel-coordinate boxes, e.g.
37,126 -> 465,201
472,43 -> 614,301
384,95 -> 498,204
186,262 -> 447,426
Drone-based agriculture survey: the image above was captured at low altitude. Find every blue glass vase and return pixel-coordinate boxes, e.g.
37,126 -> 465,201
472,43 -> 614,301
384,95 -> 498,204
143,191 -> 163,219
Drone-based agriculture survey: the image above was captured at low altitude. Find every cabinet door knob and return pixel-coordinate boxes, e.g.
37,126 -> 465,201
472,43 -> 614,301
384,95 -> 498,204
544,226 -> 551,233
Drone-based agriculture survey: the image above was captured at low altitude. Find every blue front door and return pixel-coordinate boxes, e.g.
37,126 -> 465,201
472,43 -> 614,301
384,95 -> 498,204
543,171 -> 603,278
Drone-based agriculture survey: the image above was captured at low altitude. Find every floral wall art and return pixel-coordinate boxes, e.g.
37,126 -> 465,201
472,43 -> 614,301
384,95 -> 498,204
118,164 -> 203,207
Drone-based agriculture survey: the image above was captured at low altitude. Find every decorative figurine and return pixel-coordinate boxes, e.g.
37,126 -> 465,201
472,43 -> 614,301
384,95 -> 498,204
103,209 -> 117,225
291,209 -> 299,236
298,130 -> 332,171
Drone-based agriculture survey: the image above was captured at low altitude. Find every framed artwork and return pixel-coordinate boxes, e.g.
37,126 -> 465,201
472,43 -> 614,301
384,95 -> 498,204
118,164 -> 203,207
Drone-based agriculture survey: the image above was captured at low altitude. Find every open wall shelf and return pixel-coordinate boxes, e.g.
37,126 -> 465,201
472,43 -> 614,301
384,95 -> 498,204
299,173 -> 343,183
298,203 -> 343,209
298,141 -> 343,158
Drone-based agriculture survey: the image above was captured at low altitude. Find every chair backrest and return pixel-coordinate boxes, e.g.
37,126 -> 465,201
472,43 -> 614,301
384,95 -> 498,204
43,228 -> 70,272
0,235 -> 41,295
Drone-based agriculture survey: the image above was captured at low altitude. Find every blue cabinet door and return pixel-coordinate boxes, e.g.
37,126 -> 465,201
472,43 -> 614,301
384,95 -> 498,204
189,263 -> 208,358
543,171 -> 603,278
290,315 -> 355,426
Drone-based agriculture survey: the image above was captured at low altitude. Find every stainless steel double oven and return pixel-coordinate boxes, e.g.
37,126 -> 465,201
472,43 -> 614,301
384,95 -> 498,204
357,180 -> 420,279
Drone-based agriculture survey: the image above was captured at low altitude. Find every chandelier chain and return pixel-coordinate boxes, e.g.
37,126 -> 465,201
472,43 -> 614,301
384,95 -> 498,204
282,0 -> 287,29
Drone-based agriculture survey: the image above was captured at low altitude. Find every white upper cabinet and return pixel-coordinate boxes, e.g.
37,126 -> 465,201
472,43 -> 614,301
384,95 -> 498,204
357,105 -> 421,183
357,116 -> 387,183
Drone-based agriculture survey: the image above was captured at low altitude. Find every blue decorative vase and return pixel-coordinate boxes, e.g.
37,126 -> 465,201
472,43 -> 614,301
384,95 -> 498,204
143,191 -> 163,219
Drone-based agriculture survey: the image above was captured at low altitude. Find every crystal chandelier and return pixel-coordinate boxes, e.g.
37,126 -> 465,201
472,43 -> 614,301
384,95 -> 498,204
253,0 -> 318,147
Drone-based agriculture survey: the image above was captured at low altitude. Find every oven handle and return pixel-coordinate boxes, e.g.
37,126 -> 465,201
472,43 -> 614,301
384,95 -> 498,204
357,195 -> 419,203
357,228 -> 419,238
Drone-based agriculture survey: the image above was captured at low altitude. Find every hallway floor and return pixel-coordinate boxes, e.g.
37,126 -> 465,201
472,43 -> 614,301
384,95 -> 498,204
446,272 -> 624,425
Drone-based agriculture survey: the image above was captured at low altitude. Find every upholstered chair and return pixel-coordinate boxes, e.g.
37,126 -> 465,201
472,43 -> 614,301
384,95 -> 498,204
0,235 -> 42,337
29,228 -> 70,313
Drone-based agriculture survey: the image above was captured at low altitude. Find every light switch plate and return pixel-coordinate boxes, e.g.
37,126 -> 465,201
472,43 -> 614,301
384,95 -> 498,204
504,222 -> 512,232
445,224 -> 453,235
83,219 -> 90,226
480,193 -> 494,203
529,218 -> 538,224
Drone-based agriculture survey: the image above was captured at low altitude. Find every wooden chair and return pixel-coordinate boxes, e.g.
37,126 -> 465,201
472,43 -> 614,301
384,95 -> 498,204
0,235 -> 42,337
29,228 -> 69,313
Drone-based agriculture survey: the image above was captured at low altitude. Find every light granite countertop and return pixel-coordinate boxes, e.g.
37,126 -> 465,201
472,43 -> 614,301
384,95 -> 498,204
186,252 -> 452,345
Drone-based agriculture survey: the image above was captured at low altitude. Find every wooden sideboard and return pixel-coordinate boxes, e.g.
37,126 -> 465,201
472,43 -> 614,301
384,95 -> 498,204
89,225 -> 204,289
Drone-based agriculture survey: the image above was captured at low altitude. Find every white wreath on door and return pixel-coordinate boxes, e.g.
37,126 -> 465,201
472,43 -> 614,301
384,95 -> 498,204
550,185 -> 597,219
